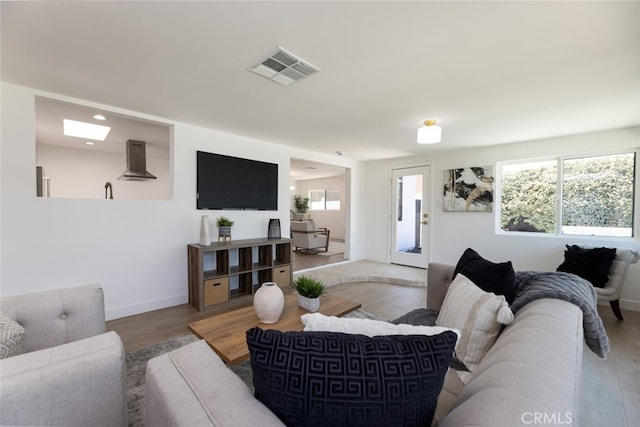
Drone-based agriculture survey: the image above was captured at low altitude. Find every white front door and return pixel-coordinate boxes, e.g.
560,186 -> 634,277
390,166 -> 430,268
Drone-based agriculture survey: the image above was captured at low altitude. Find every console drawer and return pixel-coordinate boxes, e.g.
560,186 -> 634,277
272,266 -> 291,287
204,277 -> 229,306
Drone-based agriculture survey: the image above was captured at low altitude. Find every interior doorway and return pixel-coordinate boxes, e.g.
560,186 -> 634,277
290,158 -> 348,271
390,165 -> 430,268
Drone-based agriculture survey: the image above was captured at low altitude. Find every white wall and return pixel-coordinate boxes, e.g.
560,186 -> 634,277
364,127 -> 640,311
36,144 -> 171,200
0,83 -> 362,319
293,175 -> 346,240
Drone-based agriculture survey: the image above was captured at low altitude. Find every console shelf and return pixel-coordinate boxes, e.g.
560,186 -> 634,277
188,237 -> 292,312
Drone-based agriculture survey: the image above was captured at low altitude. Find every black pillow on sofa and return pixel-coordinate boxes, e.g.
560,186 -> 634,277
246,327 -> 457,427
453,248 -> 516,304
557,245 -> 616,288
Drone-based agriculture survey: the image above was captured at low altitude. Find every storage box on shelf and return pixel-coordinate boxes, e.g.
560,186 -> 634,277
188,238 -> 292,311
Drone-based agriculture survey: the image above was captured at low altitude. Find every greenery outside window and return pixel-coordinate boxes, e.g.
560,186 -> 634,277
309,189 -> 340,210
499,152 -> 636,237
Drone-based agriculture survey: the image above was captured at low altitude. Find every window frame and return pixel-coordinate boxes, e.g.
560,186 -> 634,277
308,189 -> 341,211
496,149 -> 637,239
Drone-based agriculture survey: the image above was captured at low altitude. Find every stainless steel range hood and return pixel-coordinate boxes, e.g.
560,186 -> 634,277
118,139 -> 157,181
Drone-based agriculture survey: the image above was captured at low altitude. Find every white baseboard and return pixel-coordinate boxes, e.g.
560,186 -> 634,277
598,299 -> 640,313
620,298 -> 640,313
106,294 -> 188,321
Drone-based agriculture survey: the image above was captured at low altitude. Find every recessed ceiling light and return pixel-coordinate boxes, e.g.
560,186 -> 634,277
85,141 -> 95,146
93,114 -> 106,121
63,119 -> 111,141
304,166 -> 319,170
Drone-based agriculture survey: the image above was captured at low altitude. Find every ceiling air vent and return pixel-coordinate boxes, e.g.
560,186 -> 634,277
249,47 -> 320,86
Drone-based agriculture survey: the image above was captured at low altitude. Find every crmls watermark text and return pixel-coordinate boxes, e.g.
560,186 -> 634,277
522,412 -> 573,425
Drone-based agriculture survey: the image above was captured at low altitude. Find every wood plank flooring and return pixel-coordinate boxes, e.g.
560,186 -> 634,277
106,253 -> 638,427
291,246 -> 347,271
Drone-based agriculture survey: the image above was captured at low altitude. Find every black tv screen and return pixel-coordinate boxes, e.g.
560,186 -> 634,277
197,151 -> 278,210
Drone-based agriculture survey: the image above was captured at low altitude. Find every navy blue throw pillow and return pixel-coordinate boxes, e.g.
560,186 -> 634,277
246,327 -> 457,427
557,245 -> 616,288
453,248 -> 516,303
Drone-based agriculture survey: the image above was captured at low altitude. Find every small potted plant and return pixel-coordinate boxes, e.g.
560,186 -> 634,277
292,275 -> 326,312
216,216 -> 234,243
293,195 -> 310,220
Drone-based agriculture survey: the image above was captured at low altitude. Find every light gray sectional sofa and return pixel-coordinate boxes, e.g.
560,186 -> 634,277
428,263 -> 583,426
145,263 -> 584,427
0,284 -> 127,427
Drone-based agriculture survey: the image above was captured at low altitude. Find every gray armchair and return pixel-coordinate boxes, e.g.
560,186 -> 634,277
0,284 -> 127,426
291,219 -> 331,252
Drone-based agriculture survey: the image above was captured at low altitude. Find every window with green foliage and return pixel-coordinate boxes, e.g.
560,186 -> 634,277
499,152 -> 636,237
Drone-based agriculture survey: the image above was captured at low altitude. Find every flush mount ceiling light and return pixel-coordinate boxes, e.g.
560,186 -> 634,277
63,119 -> 111,141
417,119 -> 442,144
249,47 -> 320,87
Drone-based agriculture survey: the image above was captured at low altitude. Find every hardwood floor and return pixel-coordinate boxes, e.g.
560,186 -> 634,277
106,253 -> 639,427
580,306 -> 640,427
291,245 -> 347,271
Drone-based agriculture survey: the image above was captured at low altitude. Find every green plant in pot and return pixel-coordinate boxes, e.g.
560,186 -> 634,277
293,195 -> 310,220
216,216 -> 234,243
292,275 -> 326,312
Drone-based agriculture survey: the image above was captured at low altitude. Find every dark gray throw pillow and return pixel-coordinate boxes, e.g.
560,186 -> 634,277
453,248 -> 516,304
391,308 -> 439,327
246,327 -> 457,427
557,245 -> 616,288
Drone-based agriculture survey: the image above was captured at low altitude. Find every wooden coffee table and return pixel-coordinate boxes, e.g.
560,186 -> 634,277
188,292 -> 361,365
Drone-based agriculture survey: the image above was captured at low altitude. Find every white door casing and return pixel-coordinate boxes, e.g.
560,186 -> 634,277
390,165 -> 430,268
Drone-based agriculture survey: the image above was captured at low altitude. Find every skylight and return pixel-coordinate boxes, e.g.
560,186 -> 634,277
63,119 -> 111,141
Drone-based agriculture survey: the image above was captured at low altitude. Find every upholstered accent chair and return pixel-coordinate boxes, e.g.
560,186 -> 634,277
0,285 -> 127,426
589,247 -> 640,320
291,219 -> 330,252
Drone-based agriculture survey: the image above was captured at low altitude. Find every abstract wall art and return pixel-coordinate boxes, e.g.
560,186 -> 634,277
443,166 -> 494,212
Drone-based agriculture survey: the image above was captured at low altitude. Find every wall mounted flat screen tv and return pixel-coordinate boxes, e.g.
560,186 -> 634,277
197,151 -> 278,210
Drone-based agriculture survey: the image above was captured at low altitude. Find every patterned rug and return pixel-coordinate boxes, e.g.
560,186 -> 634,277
125,308 -> 382,426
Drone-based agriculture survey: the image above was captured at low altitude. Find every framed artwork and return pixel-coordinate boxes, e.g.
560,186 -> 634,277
443,166 -> 494,212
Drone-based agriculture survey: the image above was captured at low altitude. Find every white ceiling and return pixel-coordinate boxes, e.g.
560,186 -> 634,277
290,158 -> 346,181
2,1 -> 639,161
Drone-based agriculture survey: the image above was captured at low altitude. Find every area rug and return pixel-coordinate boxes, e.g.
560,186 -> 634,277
125,308 -> 383,426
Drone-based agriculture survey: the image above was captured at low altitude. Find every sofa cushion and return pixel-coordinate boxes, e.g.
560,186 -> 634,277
145,340 -> 284,427
301,312 -> 459,340
557,244 -> 616,288
0,313 -> 25,359
246,327 -> 457,427
454,248 -> 516,303
436,274 -> 511,377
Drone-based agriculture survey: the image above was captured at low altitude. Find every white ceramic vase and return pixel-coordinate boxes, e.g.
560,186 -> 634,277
199,215 -> 211,246
298,294 -> 320,312
253,282 -> 285,324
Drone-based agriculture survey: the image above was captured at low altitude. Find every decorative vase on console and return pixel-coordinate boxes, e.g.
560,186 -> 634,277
253,282 -> 285,324
199,215 -> 211,246
292,275 -> 326,313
